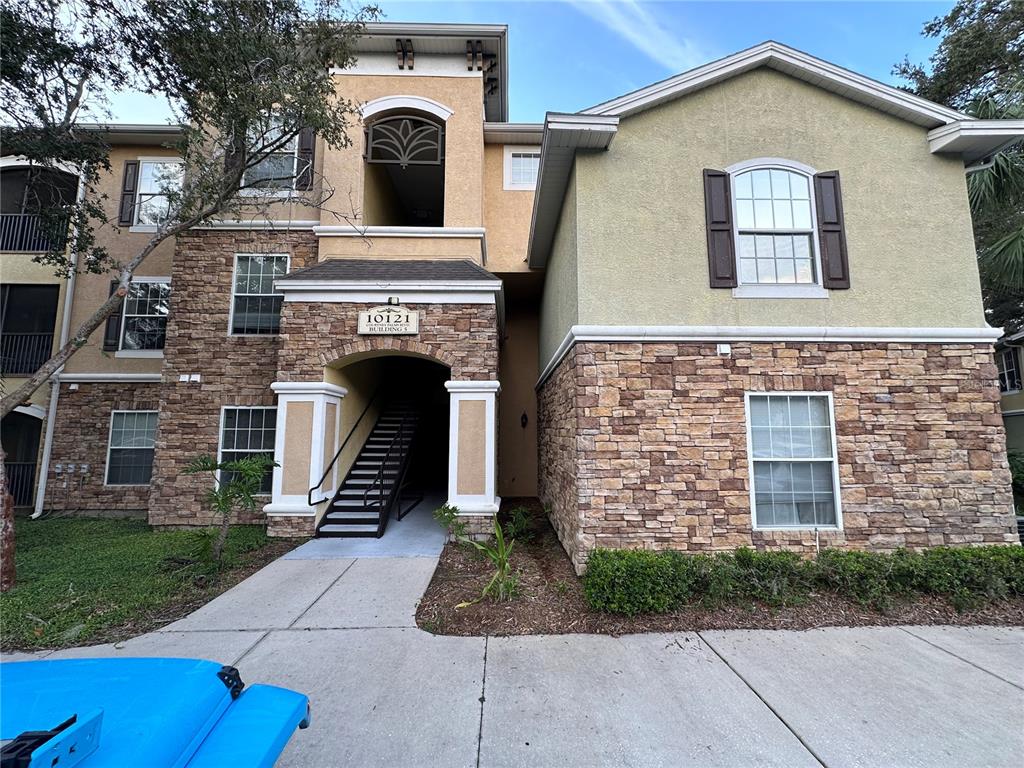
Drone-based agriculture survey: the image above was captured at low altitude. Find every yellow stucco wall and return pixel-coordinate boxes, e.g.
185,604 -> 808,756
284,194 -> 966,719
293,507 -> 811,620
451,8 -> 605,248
539,168 -> 579,365
322,73 -> 484,233
568,68 -> 985,333
63,145 -> 179,374
483,145 -> 535,274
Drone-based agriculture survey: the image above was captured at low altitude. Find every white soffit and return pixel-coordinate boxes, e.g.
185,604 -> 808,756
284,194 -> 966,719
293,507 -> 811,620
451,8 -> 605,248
929,120 -> 1024,165
483,122 -> 543,145
581,41 -> 969,128
526,113 -> 619,268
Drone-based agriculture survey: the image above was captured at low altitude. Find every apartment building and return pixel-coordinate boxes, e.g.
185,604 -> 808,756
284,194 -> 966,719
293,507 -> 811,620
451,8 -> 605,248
2,24 -> 1021,570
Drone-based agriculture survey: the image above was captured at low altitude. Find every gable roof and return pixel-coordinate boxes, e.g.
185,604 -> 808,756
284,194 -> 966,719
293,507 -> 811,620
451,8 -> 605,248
581,41 -> 968,128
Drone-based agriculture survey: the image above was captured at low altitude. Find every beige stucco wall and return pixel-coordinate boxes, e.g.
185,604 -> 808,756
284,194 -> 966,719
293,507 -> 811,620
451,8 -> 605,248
281,400 -> 314,495
317,234 -> 482,261
482,144 -> 535,274
456,398 -> 486,495
539,168 -> 580,365
321,73 -> 485,233
570,68 -> 985,334
324,355 -> 386,496
63,145 -> 179,374
498,296 -> 539,496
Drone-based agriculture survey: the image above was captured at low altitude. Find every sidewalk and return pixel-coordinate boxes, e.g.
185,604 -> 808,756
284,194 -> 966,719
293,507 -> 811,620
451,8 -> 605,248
4,533 -> 1022,767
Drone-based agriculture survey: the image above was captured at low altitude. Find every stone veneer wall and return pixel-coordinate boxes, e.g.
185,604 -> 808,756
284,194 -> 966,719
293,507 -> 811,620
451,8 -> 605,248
43,381 -> 160,514
148,230 -> 317,527
277,301 -> 499,381
537,341 -> 1019,573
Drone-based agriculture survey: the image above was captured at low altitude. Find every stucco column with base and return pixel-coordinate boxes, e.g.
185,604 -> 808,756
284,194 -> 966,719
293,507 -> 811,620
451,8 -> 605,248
446,380 -> 501,529
265,381 -> 346,536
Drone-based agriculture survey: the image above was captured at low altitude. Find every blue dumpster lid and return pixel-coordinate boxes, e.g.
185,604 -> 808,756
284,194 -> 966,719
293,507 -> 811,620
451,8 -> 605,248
1,658 -> 305,768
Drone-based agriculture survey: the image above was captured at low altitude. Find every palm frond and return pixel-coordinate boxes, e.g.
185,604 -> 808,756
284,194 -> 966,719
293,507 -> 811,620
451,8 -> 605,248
979,226 -> 1024,293
968,148 -> 1024,209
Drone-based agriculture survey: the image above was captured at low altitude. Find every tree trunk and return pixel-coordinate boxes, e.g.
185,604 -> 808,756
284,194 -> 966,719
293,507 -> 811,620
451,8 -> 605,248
1,450 -> 15,592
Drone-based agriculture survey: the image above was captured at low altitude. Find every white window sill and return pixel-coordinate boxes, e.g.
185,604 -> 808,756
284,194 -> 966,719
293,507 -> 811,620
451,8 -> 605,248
129,225 -> 159,234
115,349 -> 164,359
237,188 -> 298,199
732,284 -> 829,300
503,182 -> 537,192
753,525 -> 842,532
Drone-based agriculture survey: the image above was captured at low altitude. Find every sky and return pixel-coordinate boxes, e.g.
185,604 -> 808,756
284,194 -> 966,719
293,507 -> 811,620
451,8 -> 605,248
107,0 -> 953,124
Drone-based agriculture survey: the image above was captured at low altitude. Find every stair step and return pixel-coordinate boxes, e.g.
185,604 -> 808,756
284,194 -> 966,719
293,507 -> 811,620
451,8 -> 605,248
333,498 -> 385,508
324,510 -> 380,522
318,524 -> 379,534
338,486 -> 394,496
350,468 -> 398,475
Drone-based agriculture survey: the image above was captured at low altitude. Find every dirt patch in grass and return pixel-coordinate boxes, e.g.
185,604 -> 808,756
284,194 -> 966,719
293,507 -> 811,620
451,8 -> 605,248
1,518 -> 300,652
416,500 -> 1024,636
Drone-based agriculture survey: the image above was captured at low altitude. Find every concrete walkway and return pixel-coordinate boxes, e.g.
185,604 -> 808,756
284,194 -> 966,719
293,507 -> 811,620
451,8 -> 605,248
4,525 -> 1023,766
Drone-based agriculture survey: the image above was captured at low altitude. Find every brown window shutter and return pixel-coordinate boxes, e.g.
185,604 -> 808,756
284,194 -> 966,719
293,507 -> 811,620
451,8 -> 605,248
296,128 -> 315,190
102,280 -> 123,351
813,171 -> 850,289
703,169 -> 737,288
117,161 -> 140,226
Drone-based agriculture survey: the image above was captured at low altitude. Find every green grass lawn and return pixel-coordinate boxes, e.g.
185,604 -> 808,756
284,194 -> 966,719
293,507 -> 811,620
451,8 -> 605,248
1,518 -> 285,651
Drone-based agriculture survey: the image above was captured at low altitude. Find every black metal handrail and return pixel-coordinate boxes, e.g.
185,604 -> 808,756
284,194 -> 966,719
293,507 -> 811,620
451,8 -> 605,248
1,332 -> 55,376
0,213 -> 68,252
6,462 -> 37,506
307,391 -> 379,507
365,410 -> 416,538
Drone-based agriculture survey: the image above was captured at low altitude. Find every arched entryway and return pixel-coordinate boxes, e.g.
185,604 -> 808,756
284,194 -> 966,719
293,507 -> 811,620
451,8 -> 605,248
1,408 -> 44,507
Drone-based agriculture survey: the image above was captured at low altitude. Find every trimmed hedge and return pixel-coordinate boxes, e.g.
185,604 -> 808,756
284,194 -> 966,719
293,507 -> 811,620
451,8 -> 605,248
582,546 -> 1024,615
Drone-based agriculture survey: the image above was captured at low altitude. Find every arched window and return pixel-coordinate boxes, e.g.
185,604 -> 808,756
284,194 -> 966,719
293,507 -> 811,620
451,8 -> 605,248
731,162 -> 818,287
366,115 -> 444,168
363,112 -> 446,226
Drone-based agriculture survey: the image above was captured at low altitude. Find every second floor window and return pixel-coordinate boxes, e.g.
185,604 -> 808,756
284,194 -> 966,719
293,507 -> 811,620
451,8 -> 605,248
230,254 -> 288,334
135,161 -> 183,226
243,116 -> 310,192
733,166 -> 817,286
120,280 -> 171,351
504,146 -> 540,190
998,347 -> 1021,393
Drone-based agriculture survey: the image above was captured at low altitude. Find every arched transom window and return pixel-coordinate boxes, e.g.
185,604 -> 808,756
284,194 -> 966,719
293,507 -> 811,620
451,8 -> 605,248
733,166 -> 816,285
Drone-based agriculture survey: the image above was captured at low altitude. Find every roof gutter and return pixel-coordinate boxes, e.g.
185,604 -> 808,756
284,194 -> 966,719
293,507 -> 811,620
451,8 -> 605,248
525,113 -> 618,269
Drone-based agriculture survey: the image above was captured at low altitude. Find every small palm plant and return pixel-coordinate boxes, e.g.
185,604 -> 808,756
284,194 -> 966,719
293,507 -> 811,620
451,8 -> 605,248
183,454 -> 276,568
456,516 -> 518,608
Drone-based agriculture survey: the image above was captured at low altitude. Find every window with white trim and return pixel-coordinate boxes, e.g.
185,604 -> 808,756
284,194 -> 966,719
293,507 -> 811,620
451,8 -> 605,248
503,145 -> 540,190
733,166 -> 817,286
120,280 -> 170,350
106,411 -> 158,485
230,254 -> 288,334
219,407 -> 276,494
747,393 -> 840,528
998,347 -> 1021,393
135,161 -> 183,225
243,116 -> 301,191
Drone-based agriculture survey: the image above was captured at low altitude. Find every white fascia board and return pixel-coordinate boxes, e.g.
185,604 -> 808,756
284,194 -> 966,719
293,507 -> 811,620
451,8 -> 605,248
526,114 -> 619,269
582,41 -> 967,128
278,279 -> 501,292
536,324 -> 1004,388
928,120 -> 1024,163
58,373 -> 162,383
202,219 -> 319,230
312,225 -> 486,238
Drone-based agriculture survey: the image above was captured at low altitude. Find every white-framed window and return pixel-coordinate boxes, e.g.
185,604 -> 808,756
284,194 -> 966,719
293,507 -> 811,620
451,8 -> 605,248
218,406 -> 276,494
119,278 -> 170,352
728,159 -> 826,299
998,347 -> 1021,393
106,410 -> 158,485
135,159 -> 183,226
745,392 -> 842,529
229,254 -> 289,335
503,145 -> 541,190
242,115 -> 303,192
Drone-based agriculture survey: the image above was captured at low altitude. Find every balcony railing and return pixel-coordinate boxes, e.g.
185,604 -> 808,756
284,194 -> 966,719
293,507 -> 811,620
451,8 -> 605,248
1,332 -> 54,376
0,213 -> 68,253
6,462 -> 37,506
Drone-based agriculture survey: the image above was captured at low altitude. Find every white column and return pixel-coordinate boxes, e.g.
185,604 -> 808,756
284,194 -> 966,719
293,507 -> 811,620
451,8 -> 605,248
264,381 -> 347,516
445,380 -> 500,515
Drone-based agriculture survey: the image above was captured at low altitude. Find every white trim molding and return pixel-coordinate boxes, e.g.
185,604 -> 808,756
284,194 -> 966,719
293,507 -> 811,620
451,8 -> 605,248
537,324 -> 1004,388
445,380 -> 501,515
202,219 -> 319,231
360,95 -> 454,122
313,225 -> 485,238
57,373 -> 162,383
270,382 -> 348,398
13,404 -> 47,420
277,277 -> 501,306
928,120 -> 1024,164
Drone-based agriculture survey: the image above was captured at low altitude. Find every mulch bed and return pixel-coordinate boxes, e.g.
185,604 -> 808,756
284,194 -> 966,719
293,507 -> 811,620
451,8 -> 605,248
416,500 -> 1024,636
